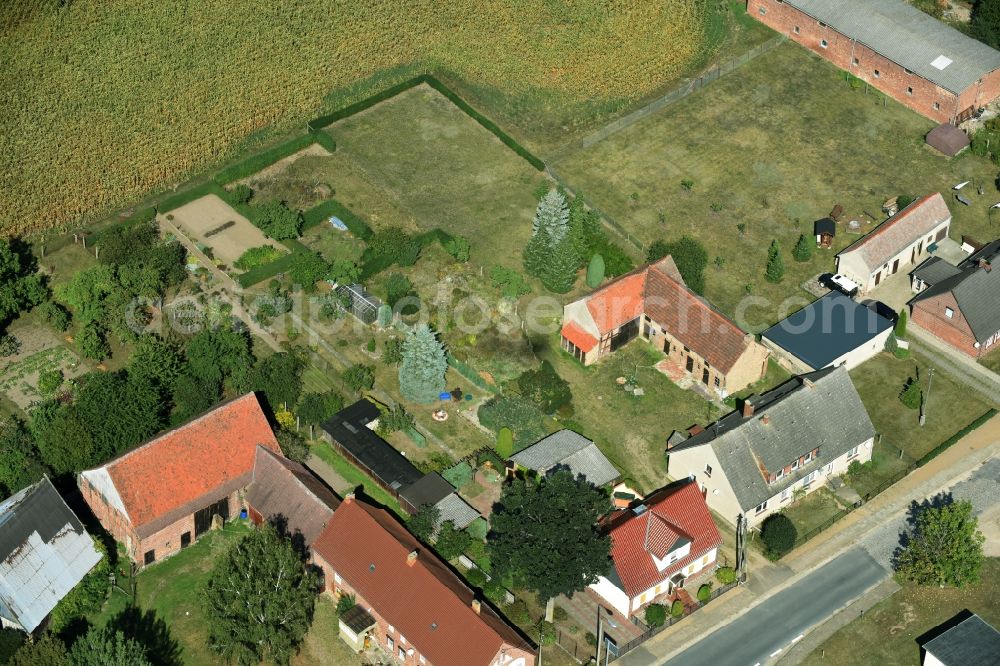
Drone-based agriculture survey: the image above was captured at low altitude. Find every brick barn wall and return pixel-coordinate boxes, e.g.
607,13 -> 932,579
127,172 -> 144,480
79,477 -> 137,557
134,489 -> 245,567
911,293 -> 982,357
748,0 -> 971,123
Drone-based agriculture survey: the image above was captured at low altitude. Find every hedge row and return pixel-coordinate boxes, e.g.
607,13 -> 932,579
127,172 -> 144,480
449,354 -> 495,393
917,408 -> 997,467
357,226 -> 456,280
307,76 -> 426,130
92,206 -> 157,244
158,181 -> 229,214
236,250 -> 304,288
214,133 -> 317,186
302,198 -> 372,238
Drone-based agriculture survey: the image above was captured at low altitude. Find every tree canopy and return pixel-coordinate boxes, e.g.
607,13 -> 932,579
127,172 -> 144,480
0,237 -> 47,334
648,235 -> 708,294
69,626 -> 152,666
895,498 -> 984,587
487,469 -> 611,606
409,504 -> 440,542
399,325 -> 448,403
204,523 -> 317,665
972,0 -> 1000,50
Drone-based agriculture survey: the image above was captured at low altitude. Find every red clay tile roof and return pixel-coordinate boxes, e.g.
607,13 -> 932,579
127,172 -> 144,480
561,321 -> 599,352
313,498 -> 534,666
644,513 -> 690,560
102,393 -> 280,536
643,265 -> 751,373
603,481 -> 722,598
838,193 -> 951,269
585,270 -> 647,334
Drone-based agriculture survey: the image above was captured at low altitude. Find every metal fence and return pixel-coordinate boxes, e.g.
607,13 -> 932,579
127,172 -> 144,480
608,580 -> 740,662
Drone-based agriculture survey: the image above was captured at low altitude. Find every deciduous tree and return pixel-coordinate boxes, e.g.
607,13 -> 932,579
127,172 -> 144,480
649,236 -> 708,293
972,0 -> 1000,50
69,625 -> 152,666
435,520 -> 472,560
409,504 -> 440,542
488,470 -> 610,620
204,523 -> 317,665
0,238 -> 47,334
895,499 -> 984,587
296,391 -> 344,427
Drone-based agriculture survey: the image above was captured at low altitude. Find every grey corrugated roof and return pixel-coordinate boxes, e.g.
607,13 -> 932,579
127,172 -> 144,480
672,367 -> 875,512
0,478 -> 103,633
762,292 -> 893,369
912,240 -> 1000,342
510,430 -> 619,487
433,493 -> 480,530
910,256 -> 961,285
786,0 -> 1000,93
399,473 -> 454,510
922,613 -> 1000,665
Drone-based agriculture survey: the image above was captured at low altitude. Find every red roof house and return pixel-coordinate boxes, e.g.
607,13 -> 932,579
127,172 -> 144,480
312,496 -> 536,666
589,480 -> 722,618
560,256 -> 769,396
78,393 -> 281,566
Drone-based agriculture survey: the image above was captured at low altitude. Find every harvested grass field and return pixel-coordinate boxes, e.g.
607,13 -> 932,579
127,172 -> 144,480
553,43 -> 1000,329
849,351 -> 995,461
162,194 -> 285,268
2,0 -> 717,235
802,558 -> 1000,666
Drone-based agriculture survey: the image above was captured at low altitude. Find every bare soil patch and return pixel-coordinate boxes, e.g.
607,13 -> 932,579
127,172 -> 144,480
0,325 -> 87,411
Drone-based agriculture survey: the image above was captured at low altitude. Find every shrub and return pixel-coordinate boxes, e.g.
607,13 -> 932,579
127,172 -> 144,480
537,620 -> 556,646
484,577 -> 506,604
585,631 -> 598,646
510,360 -> 572,414
38,300 -> 71,331
366,338 -> 377,353
553,605 -> 568,622
586,254 -> 605,287
645,603 -> 667,627
899,377 -> 922,410
249,200 -> 303,240
507,599 -> 531,625
444,236 -> 471,262
336,593 -> 356,615
288,252 -> 331,290
381,337 -> 404,365
38,369 -> 63,397
670,599 -> 685,618
466,568 -> 487,588
226,183 -> 253,206
234,246 -> 284,271
595,240 -> 634,277
385,273 -> 414,308
0,334 -> 21,357
442,461 -> 473,488
343,364 -> 375,392
760,513 -> 797,558
697,583 -> 713,603
680,179 -> 694,191
489,265 -> 531,299
647,235 -> 708,293
377,405 -> 415,435
496,427 -> 514,458
715,566 -> 737,585
894,309 -> 908,338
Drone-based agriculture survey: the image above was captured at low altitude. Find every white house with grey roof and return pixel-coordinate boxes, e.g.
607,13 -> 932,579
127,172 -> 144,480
509,430 -> 619,487
920,611 -> 1000,666
750,0 -> 1000,124
0,477 -> 103,634
665,366 -> 875,527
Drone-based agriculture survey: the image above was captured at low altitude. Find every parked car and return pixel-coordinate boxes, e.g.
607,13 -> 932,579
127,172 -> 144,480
862,299 -> 898,324
821,273 -> 859,298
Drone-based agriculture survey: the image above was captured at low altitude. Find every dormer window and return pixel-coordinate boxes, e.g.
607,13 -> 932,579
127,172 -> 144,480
791,459 -> 799,471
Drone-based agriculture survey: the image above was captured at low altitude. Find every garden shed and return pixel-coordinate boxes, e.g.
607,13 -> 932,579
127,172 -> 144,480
925,123 -> 970,157
813,217 -> 836,248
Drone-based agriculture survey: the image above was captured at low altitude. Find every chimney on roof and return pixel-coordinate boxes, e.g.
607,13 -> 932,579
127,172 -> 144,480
742,401 -> 755,418
407,550 -> 418,566
761,415 -> 771,426
471,599 -> 481,615
803,377 -> 815,389
980,258 -> 992,273
344,492 -> 355,503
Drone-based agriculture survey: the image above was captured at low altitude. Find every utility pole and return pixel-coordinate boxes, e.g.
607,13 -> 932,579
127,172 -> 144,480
919,367 -> 934,427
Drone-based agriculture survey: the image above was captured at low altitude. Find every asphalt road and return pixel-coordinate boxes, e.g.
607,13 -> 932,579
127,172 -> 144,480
659,457 -> 1000,666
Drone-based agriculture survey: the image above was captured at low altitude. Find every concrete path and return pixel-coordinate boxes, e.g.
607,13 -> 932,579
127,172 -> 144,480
615,414 -> 1000,665
909,324 -> 1000,404
304,452 -> 354,495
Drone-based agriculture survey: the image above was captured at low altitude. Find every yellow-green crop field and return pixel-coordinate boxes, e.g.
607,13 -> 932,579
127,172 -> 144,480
1,0 -> 714,236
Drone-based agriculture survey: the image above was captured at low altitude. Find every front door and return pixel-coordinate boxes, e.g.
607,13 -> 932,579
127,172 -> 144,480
685,356 -> 694,372
702,368 -> 710,384
874,272 -> 881,286
891,259 -> 899,274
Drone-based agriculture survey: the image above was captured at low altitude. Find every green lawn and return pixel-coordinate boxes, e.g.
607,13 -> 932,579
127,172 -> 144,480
844,437 -> 916,500
310,439 -> 404,516
980,347 -> 1000,374
849,351 -> 995,461
540,338 -> 722,493
780,487 -> 849,542
552,42 -> 1000,329
802,559 -> 1000,666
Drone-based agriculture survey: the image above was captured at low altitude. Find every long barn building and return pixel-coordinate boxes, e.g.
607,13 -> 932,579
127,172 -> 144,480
748,0 -> 1000,124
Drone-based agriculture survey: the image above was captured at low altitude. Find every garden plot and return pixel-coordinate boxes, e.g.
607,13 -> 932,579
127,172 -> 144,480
0,326 -> 86,411
161,194 -> 286,268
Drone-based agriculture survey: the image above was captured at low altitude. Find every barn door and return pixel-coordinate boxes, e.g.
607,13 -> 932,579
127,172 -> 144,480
194,498 -> 230,537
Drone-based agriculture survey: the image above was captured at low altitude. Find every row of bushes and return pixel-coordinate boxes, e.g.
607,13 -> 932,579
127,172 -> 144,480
301,198 -> 373,238
158,180 -> 229,214
236,250 -> 304,288
214,132 -> 317,186
917,407 -> 998,467
449,354 -> 495,393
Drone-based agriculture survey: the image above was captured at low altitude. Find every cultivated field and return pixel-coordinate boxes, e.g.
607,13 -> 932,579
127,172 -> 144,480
553,42 -> 1000,329
161,194 -> 285,268
0,326 -> 86,412
2,0 -> 716,235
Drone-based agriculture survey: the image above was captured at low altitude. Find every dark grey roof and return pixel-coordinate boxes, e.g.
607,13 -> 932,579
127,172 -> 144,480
399,473 -> 454,510
320,400 -> 423,492
814,218 -> 836,235
671,367 -> 875,511
0,478 -> 103,633
922,612 -> 1000,665
762,292 -> 893,369
785,0 -> 1000,93
910,256 -> 961,286
509,430 -> 619,486
246,446 -> 340,547
911,240 -> 1000,342
340,603 -> 377,634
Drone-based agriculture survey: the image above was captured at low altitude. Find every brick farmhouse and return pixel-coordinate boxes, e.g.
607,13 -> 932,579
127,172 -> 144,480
835,193 -> 951,295
560,256 -> 769,397
312,495 -> 536,666
589,480 -> 722,620
748,0 -> 1000,124
910,239 -> 1000,358
666,366 -> 875,527
79,393 -> 281,567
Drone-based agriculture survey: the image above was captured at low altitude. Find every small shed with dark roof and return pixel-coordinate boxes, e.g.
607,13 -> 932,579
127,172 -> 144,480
814,218 -> 836,248
920,610 -> 1000,666
926,123 -> 970,157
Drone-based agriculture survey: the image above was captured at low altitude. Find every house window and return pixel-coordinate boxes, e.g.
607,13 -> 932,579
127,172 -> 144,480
387,636 -> 394,651
791,459 -> 799,471
818,21 -> 827,27
420,657 -> 426,665
775,468 -> 784,481
144,550 -> 155,565
399,635 -> 406,645
933,102 -> 941,111
852,57 -> 859,66
388,625 -> 394,634
180,532 -> 191,548
873,69 -> 880,79
820,39 -> 828,48
714,377 -> 721,388
906,86 -> 913,96
945,307 -> 954,318
781,488 -> 792,501
794,26 -> 800,34
847,446 -> 860,459
754,500 -> 768,514
759,6 -> 766,15
704,464 -> 712,478
398,647 -> 406,660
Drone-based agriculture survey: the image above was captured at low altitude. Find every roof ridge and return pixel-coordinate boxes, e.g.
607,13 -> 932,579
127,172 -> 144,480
838,193 -> 941,256
647,268 -> 748,336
